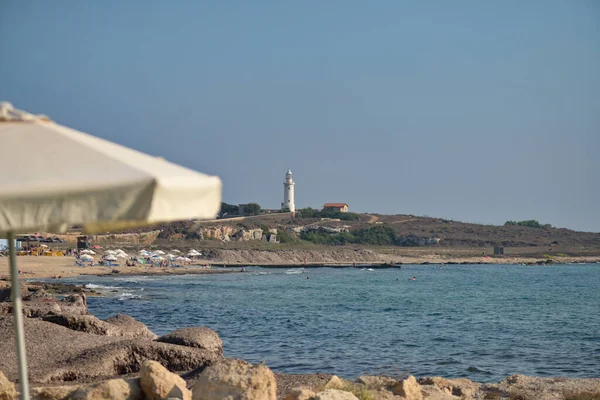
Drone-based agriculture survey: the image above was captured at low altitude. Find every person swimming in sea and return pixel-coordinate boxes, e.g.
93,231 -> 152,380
408,276 -> 416,281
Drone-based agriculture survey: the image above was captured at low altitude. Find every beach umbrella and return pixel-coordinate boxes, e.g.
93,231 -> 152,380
105,250 -> 117,255
105,255 -> 117,261
80,254 -> 94,261
175,256 -> 186,261
153,250 -> 165,255
0,102 -> 221,398
166,254 -> 176,259
172,249 -> 181,253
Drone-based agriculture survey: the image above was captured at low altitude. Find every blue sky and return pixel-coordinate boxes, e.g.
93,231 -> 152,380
1,1 -> 599,231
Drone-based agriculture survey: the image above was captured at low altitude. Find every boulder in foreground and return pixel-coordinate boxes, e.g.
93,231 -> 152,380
0,370 -> 17,400
391,375 -> 423,400
157,327 -> 223,355
192,358 -> 276,400
140,360 -> 191,400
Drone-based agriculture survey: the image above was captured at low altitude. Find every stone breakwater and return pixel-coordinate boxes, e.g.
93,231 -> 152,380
0,282 -> 599,399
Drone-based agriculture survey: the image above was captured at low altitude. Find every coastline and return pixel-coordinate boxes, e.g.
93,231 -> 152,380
2,254 -> 599,280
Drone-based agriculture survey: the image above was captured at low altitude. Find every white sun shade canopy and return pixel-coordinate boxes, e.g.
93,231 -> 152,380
0,102 -> 222,234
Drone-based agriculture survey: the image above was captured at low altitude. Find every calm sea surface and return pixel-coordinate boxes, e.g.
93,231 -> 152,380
59,264 -> 600,381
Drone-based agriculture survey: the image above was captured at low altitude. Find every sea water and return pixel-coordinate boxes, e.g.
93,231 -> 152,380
61,264 -> 600,381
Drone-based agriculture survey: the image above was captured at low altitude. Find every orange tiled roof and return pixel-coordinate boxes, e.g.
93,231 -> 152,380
323,203 -> 348,207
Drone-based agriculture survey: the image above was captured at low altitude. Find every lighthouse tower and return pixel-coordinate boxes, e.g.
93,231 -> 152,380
282,169 -> 295,213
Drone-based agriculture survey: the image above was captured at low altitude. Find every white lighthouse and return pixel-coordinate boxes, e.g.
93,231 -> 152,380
282,169 -> 295,213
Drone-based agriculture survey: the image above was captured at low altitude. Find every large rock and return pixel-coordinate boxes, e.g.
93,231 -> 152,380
283,387 -> 316,400
0,370 -> 17,400
69,378 -> 142,400
322,375 -> 345,390
191,358 -> 276,400
43,314 -> 157,340
42,339 -> 220,383
0,292 -> 88,318
140,360 -> 191,400
105,314 -> 158,340
418,376 -> 479,398
158,328 -> 222,355
391,376 -> 423,400
314,389 -> 359,400
0,317 -> 219,384
0,283 -> 29,302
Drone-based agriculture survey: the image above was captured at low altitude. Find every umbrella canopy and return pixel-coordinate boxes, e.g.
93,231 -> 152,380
105,255 -> 118,261
153,250 -> 165,255
80,254 -> 94,260
81,249 -> 95,255
171,249 -> 181,253
0,102 -> 222,398
105,250 -> 117,255
0,102 -> 221,234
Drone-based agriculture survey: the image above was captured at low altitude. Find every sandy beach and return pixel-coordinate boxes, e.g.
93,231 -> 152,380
1,253 -> 599,280
0,256 -> 235,280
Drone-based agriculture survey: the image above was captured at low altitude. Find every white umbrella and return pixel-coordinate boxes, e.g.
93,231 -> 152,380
166,254 -> 176,259
81,249 -> 95,255
172,249 -> 181,253
175,256 -> 186,261
105,255 -> 118,261
0,102 -> 221,398
105,250 -> 117,255
153,250 -> 165,255
80,254 -> 94,261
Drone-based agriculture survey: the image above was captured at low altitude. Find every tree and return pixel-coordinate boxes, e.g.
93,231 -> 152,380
243,203 -> 261,216
219,202 -> 239,216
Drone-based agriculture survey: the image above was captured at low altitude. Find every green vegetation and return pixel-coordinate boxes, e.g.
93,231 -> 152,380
243,203 -> 261,216
300,225 -> 426,247
296,207 -> 360,221
219,202 -> 239,216
276,229 -> 296,243
504,220 -> 552,229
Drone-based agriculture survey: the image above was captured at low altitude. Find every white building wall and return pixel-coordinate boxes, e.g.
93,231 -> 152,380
283,170 -> 295,212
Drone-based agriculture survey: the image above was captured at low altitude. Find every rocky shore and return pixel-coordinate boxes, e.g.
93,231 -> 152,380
0,282 -> 598,399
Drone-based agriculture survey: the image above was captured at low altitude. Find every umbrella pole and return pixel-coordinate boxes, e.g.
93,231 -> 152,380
8,232 -> 30,400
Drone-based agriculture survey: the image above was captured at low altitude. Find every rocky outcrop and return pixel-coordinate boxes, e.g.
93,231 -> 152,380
356,375 -> 397,389
418,376 -> 479,398
42,339 -> 220,383
0,317 -> 219,384
314,389 -> 358,400
104,314 -> 158,340
0,292 -> 87,318
69,378 -> 142,400
157,327 -> 222,355
282,387 -> 316,400
0,370 -> 17,400
191,358 -> 276,400
391,376 -> 423,400
43,314 -> 157,340
140,360 -> 191,400
42,313 -> 157,340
